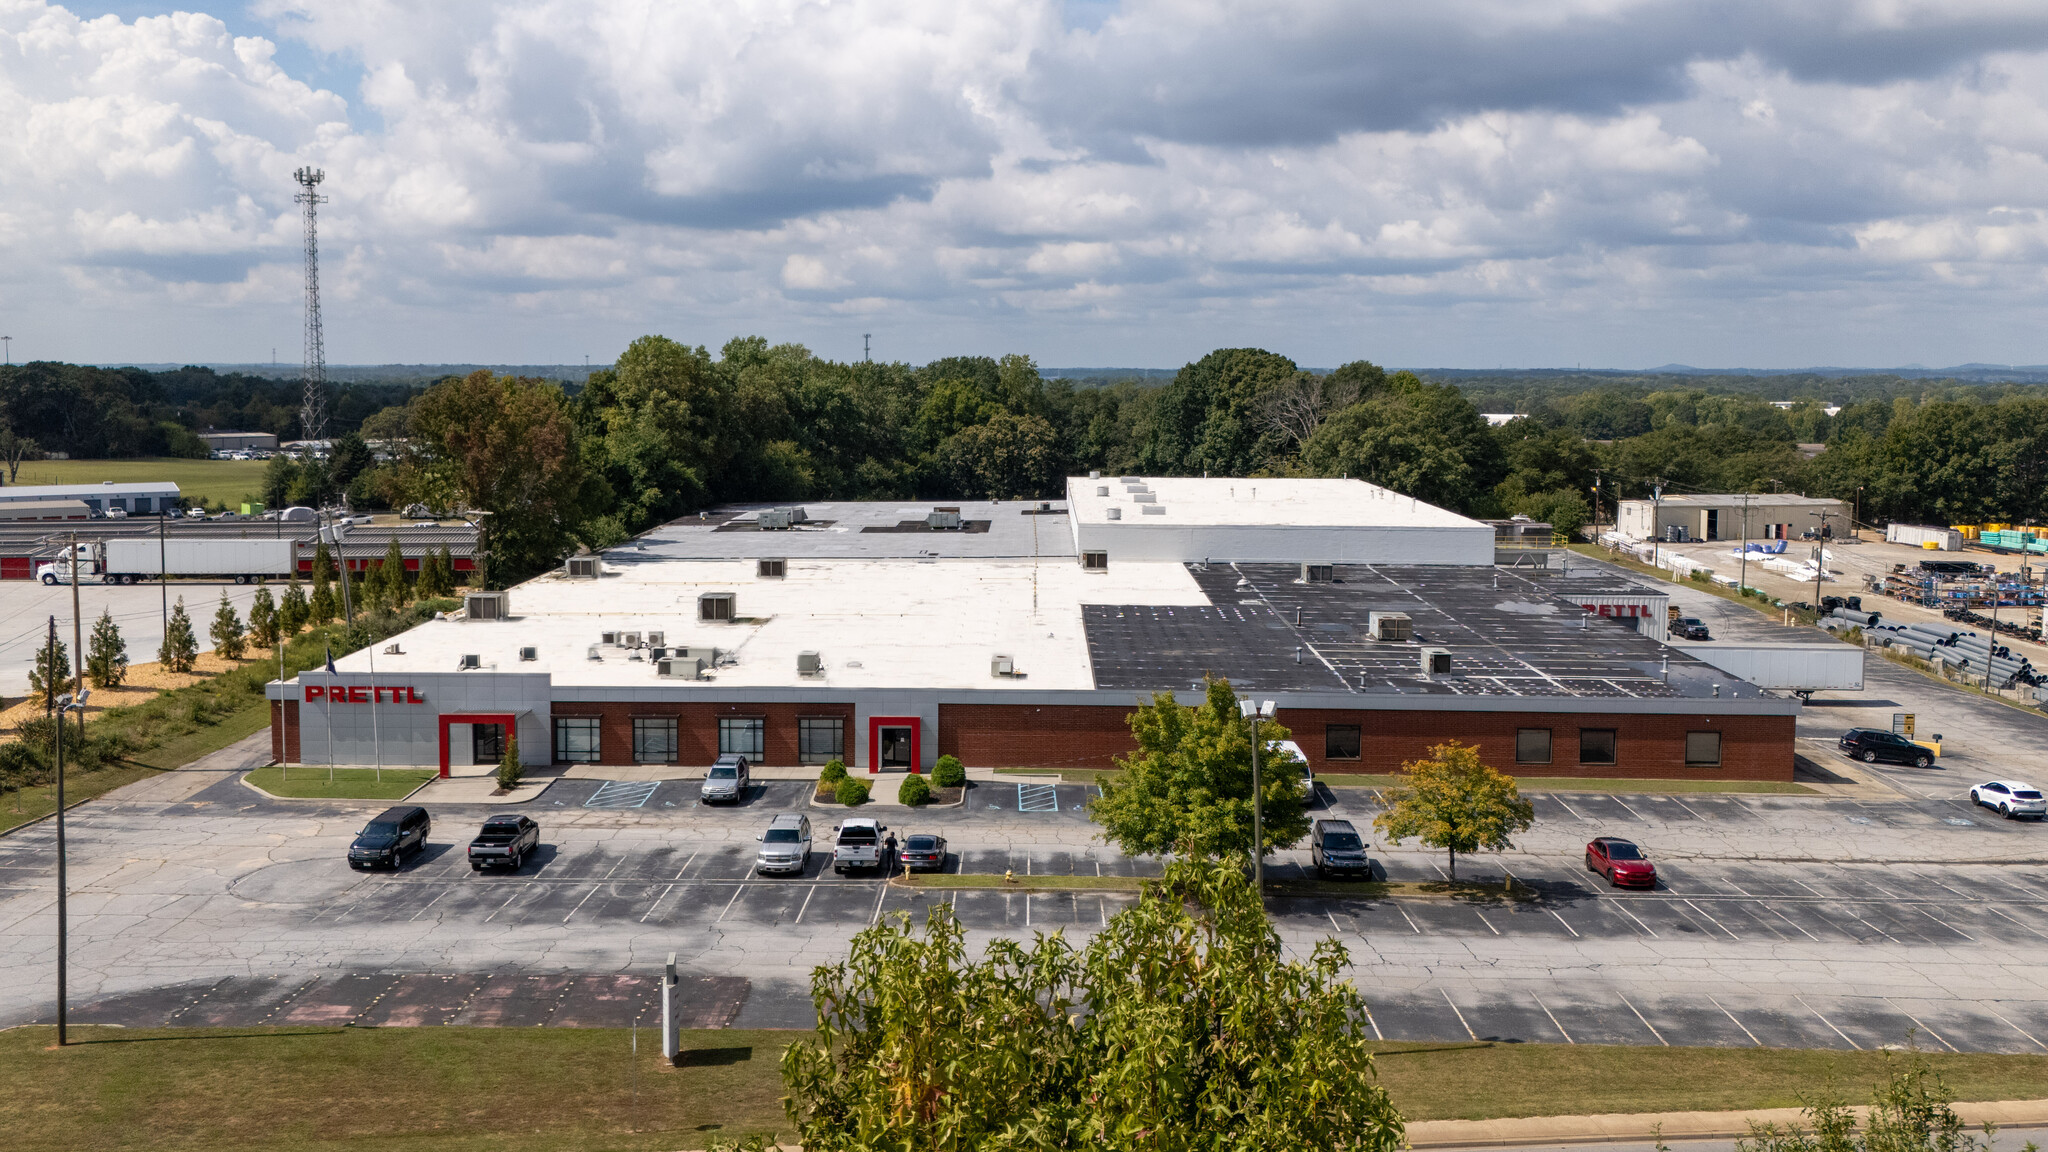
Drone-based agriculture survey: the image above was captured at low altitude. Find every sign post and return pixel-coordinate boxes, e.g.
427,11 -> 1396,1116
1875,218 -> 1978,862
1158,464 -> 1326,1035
660,952 -> 680,1064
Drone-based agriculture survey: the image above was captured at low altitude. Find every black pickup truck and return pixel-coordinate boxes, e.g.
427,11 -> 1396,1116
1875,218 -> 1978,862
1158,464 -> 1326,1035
467,815 -> 540,871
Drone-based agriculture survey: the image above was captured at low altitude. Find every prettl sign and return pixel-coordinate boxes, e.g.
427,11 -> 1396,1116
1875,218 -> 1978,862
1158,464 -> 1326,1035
306,685 -> 426,704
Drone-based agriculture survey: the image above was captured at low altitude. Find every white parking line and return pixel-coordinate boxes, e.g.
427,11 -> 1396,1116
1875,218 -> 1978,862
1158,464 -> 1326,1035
1984,905 -> 2048,940
1683,899 -> 1741,940
1671,798 -> 1709,822
1982,1004 -> 2048,1052
1611,797 -> 1653,824
562,884 -> 601,923
868,880 -> 888,924
640,883 -> 674,923
1397,904 -> 1423,935
793,884 -> 817,925
406,891 -> 447,922
1472,909 -> 1500,936
1362,1000 -> 1384,1040
672,850 -> 698,880
1618,992 -> 1667,1046
716,884 -> 745,923
1796,994 -> 1862,1049
1912,905 -> 1973,941
1549,795 -> 1588,822
1611,902 -> 1659,938
1709,995 -> 1762,1046
1440,989 -> 1477,1040
1758,901 -> 1820,941
1328,911 -> 1345,935
1532,993 -> 1574,1044
1884,999 -> 1959,1053
1548,909 -> 1580,938
481,889 -> 524,923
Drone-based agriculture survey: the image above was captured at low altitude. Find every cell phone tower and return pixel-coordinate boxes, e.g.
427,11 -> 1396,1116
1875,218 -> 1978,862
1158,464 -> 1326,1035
294,167 -> 329,442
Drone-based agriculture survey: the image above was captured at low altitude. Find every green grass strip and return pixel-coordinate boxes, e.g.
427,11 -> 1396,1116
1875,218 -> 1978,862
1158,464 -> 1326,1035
244,766 -> 437,800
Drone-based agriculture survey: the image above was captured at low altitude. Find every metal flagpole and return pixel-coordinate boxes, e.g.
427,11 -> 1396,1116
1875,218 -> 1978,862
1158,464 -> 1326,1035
366,642 -> 382,783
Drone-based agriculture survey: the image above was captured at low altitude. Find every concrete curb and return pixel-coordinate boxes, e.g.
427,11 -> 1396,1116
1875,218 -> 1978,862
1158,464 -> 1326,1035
1405,1098 -> 2048,1148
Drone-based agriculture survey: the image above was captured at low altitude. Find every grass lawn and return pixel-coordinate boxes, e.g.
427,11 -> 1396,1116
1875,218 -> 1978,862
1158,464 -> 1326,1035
10,1025 -> 2048,1151
124,700 -> 272,771
244,765 -> 436,800
7,456 -> 271,509
0,760 -> 164,835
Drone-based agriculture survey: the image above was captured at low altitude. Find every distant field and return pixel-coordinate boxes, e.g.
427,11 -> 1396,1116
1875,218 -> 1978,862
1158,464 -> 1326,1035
7,457 -> 270,508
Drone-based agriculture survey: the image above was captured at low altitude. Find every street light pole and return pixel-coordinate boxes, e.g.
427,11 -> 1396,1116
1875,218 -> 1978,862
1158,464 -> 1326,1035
69,532 -> 84,739
47,617 -> 89,1048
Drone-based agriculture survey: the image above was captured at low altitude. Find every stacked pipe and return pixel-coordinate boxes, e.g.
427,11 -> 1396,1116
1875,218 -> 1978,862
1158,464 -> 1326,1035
1862,617 -> 2041,686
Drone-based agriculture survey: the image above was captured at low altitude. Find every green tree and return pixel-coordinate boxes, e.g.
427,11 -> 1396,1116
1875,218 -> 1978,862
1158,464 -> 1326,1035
1372,741 -> 1534,879
1090,678 -> 1310,864
438,545 -> 460,589
417,547 -> 450,597
260,453 -> 299,509
159,597 -> 198,673
378,537 -> 409,608
496,736 -> 522,791
309,543 -> 336,625
327,430 -> 375,495
937,410 -> 1062,499
27,630 -> 71,711
85,608 -> 127,689
210,592 -> 246,660
1139,347 -> 1303,476
247,586 -> 280,649
782,861 -> 1404,1152
1737,1051 -> 1993,1152
280,577 -> 309,635
1300,373 -> 1502,513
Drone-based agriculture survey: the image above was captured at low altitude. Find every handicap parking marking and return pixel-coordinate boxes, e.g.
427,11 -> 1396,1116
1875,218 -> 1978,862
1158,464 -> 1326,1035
1016,783 -> 1060,813
585,781 -> 660,809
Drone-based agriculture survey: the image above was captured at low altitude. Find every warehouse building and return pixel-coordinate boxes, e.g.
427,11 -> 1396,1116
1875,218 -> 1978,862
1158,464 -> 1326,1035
267,479 -> 1798,782
1618,493 -> 1848,543
0,480 -> 181,516
197,431 -> 280,452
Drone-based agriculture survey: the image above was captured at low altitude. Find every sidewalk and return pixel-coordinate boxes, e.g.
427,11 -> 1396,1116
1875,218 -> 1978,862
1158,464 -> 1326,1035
1406,1097 -> 2048,1148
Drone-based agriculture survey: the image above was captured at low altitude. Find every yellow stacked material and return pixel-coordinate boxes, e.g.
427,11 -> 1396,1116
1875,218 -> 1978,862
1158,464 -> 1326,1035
1923,541 -> 1940,549
1951,525 -> 1978,539
1986,522 -> 2010,531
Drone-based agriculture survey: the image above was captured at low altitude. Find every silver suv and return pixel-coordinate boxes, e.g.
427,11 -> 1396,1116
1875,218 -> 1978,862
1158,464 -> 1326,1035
755,813 -> 813,874
699,754 -> 750,804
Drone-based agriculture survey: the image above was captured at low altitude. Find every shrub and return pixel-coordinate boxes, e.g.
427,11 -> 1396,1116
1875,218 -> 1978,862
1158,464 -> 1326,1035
898,773 -> 932,806
820,759 -> 848,784
932,754 -> 965,788
834,778 -> 870,806
496,737 -> 523,791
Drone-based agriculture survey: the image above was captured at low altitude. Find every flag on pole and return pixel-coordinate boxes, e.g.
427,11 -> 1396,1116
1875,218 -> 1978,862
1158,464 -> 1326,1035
324,645 -> 336,674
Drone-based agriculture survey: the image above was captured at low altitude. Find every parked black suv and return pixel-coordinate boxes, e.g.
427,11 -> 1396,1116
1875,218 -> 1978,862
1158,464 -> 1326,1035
1838,728 -> 1934,769
1668,616 -> 1711,641
348,806 -> 431,870
1310,819 -> 1372,879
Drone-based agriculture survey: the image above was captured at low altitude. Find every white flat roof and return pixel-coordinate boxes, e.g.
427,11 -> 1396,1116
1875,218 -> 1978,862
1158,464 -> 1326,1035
1065,476 -> 1485,530
331,557 -> 1211,692
0,481 -> 181,502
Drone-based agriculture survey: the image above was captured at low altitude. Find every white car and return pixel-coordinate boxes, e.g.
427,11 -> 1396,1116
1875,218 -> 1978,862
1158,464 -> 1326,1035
1970,780 -> 2047,820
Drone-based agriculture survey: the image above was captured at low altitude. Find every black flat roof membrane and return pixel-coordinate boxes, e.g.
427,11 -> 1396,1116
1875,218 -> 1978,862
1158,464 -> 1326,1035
1085,563 -> 1747,701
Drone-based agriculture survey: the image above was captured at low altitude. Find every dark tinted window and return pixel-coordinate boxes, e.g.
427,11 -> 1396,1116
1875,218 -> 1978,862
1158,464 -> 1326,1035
906,835 -> 940,849
1324,725 -> 1361,760
1516,728 -> 1551,764
1606,842 -> 1644,860
1322,832 -> 1363,851
2015,790 -> 2043,800
709,765 -> 738,779
363,821 -> 399,835
838,827 -> 877,843
764,828 -> 801,842
1579,729 -> 1617,765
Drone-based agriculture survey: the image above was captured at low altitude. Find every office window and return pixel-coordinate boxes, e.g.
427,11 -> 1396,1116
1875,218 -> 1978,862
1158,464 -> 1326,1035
719,717 -> 764,757
1516,728 -> 1552,764
1579,729 -> 1617,766
1324,724 -> 1361,760
799,717 -> 845,763
633,717 -> 678,764
553,716 -> 601,763
1685,731 -> 1722,767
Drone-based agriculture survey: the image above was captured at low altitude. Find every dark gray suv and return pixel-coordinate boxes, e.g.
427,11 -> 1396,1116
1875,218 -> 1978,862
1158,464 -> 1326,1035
1310,818 -> 1371,879
348,806 -> 431,870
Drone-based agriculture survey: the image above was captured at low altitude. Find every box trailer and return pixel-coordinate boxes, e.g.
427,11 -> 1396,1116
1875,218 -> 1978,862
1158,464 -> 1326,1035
1886,524 -> 1962,551
1685,644 -> 1864,700
99,538 -> 297,584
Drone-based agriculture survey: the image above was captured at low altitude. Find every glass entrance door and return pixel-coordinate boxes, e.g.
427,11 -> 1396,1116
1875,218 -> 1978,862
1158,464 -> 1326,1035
878,727 -> 913,770
473,723 -> 506,764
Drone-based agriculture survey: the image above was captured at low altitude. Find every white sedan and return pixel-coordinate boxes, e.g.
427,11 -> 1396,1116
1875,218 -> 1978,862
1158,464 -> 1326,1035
1970,781 -> 2048,820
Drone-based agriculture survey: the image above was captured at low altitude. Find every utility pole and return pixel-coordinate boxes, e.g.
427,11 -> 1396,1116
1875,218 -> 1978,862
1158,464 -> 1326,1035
1810,509 -> 1836,616
862,334 -> 872,363
2,335 -> 12,365
1650,480 -> 1664,574
1986,567 -> 2003,691
294,167 -> 330,443
68,532 -> 84,739
1239,699 -> 1274,896
1738,491 -> 1753,595
158,512 -> 169,641
1590,474 -> 1602,542
47,620 -> 87,1045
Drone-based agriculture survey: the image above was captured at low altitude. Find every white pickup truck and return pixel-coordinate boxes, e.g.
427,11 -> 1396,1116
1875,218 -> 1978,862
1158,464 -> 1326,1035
832,817 -> 889,875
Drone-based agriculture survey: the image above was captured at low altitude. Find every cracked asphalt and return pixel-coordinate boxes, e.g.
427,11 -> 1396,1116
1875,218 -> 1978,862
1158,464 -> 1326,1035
5,563 -> 2048,1051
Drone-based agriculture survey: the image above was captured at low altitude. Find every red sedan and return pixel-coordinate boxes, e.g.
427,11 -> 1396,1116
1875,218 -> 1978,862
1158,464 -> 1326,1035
1585,837 -> 1657,888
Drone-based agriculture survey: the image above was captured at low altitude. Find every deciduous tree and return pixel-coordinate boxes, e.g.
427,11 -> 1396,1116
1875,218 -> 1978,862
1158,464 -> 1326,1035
1373,741 -> 1534,879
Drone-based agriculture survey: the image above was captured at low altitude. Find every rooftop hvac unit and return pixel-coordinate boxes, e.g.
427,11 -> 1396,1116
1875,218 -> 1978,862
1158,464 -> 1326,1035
1368,611 -> 1413,642
699,592 -> 735,622
519,646 -> 537,662
1106,507 -> 1122,520
622,631 -> 642,647
797,651 -> 823,676
464,591 -> 509,621
1141,505 -> 1166,515
601,631 -> 618,645
1302,563 -> 1335,583
458,653 -> 481,670
757,509 -> 793,530
657,657 -> 707,680
927,507 -> 963,530
1420,647 -> 1452,676
1097,486 -> 1109,496
1131,491 -> 1156,503
992,655 -> 1024,678
757,558 -> 786,578
565,555 -> 599,578
646,631 -> 665,647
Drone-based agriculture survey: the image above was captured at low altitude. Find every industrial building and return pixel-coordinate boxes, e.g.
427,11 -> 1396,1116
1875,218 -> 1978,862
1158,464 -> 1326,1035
267,478 -> 1799,782
0,481 -> 181,516
198,431 -> 280,453
1618,493 -> 1849,543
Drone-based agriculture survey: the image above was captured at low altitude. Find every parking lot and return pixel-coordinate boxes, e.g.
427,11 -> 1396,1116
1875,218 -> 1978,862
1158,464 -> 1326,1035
0,579 -> 266,696
5,735 -> 2048,1051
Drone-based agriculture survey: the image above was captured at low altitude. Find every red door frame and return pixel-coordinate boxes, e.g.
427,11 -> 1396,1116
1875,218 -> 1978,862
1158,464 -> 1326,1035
438,712 -> 518,778
866,716 -> 921,774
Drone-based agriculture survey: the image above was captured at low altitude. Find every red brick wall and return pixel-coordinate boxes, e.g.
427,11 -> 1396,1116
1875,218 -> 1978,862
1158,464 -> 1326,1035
270,700 -> 301,764
547,701 -> 854,767
936,703 -> 1793,781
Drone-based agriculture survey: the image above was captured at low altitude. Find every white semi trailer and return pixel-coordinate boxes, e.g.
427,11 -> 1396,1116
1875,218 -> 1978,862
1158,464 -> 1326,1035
1686,644 -> 1865,701
36,538 -> 297,585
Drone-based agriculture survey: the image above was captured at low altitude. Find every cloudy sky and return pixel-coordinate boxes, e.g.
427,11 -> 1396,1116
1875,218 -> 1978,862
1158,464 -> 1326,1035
5,0 -> 2048,370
